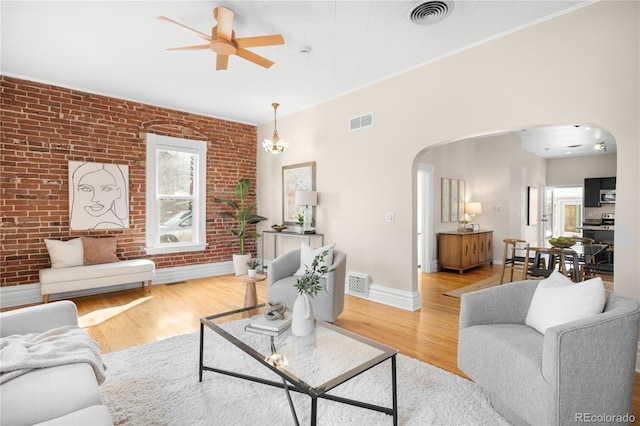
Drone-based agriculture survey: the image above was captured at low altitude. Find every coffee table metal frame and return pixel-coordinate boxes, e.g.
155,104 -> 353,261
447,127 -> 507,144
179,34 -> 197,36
199,304 -> 398,425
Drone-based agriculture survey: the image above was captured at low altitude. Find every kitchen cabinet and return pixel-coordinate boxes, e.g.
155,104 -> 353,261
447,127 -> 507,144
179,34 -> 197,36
584,178 -> 602,207
438,231 -> 493,274
601,177 -> 616,190
584,177 -> 616,207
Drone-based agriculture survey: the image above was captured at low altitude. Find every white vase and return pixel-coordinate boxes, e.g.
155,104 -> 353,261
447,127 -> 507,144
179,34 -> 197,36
291,294 -> 314,336
232,254 -> 250,276
247,269 -> 256,279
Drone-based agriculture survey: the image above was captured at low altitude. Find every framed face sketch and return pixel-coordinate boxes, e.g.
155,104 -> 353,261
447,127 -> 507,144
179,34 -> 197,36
69,161 -> 129,230
282,162 -> 315,225
441,178 -> 450,222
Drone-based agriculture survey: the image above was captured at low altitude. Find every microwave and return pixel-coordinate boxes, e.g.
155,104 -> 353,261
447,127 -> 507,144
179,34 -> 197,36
600,190 -> 616,203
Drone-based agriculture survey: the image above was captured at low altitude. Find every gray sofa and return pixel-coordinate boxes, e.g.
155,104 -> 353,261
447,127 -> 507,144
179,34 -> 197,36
267,249 -> 347,322
1,301 -> 113,425
458,279 -> 640,426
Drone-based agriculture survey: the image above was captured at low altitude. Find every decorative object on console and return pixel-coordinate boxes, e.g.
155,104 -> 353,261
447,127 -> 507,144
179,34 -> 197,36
291,248 -> 333,336
295,190 -> 317,234
465,202 -> 482,231
263,103 -> 289,154
214,174 -> 268,276
270,224 -> 287,232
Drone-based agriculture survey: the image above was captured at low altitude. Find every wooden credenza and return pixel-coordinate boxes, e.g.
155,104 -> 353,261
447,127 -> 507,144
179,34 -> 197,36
438,231 -> 493,274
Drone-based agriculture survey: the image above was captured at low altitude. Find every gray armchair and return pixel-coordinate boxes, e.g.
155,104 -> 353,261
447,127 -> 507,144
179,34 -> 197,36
458,279 -> 639,426
267,249 -> 347,323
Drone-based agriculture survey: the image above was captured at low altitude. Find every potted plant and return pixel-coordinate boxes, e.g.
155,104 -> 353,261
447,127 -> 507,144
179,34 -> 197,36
291,249 -> 332,336
215,176 -> 267,276
245,257 -> 261,279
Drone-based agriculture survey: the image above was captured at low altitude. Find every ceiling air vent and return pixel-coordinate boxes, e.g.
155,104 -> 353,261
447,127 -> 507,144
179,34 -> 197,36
408,1 -> 453,25
349,113 -> 374,131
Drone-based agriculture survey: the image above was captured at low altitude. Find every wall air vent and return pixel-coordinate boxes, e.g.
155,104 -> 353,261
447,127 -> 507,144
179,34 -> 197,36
408,1 -> 453,25
347,271 -> 370,298
349,113 -> 374,131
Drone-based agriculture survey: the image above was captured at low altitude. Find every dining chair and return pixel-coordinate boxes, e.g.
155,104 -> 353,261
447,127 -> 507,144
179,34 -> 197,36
500,239 -> 530,284
527,247 -> 571,280
582,245 -> 614,280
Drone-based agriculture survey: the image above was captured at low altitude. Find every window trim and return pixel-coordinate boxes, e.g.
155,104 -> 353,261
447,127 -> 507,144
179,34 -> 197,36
145,133 -> 207,255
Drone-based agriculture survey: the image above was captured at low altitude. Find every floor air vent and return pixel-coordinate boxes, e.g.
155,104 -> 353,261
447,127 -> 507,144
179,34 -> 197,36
347,272 -> 370,298
349,113 -> 373,131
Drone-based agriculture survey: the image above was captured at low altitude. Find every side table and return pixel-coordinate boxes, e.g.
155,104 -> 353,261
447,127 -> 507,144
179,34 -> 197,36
237,273 -> 266,308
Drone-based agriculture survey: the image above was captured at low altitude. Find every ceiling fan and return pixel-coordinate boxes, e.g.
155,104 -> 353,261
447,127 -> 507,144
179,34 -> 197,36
158,6 -> 284,70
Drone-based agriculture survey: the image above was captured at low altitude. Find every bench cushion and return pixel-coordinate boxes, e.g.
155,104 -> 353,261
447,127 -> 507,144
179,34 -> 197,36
40,259 -> 154,284
40,259 -> 155,296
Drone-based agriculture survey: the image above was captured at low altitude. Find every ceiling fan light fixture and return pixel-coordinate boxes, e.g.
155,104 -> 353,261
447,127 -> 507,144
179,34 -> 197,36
595,141 -> 607,151
263,103 -> 288,155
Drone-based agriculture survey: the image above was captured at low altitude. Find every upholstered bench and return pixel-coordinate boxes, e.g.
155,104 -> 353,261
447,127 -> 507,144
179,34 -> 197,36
40,259 -> 155,303
39,236 -> 155,303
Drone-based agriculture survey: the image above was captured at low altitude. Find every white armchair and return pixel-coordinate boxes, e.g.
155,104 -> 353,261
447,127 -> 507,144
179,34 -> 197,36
267,249 -> 347,323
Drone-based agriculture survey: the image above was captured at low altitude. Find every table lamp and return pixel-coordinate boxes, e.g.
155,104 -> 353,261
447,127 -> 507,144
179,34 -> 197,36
466,202 -> 482,230
294,190 -> 317,234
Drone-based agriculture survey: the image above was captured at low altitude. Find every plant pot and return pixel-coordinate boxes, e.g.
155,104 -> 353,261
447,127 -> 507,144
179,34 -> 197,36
233,254 -> 251,276
291,294 -> 314,336
247,269 -> 257,279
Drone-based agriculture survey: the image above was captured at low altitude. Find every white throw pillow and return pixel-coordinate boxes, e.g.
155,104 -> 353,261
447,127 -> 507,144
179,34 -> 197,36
44,238 -> 84,269
525,271 -> 606,334
294,242 -> 335,276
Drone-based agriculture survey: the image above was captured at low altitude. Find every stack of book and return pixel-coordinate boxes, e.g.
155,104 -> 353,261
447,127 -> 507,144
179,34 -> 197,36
245,312 -> 291,336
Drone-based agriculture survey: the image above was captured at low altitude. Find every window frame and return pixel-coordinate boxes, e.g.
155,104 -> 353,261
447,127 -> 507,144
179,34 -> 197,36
145,133 -> 207,255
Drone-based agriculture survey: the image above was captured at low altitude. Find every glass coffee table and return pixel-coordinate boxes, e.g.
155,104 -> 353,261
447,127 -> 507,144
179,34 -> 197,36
199,304 -> 398,425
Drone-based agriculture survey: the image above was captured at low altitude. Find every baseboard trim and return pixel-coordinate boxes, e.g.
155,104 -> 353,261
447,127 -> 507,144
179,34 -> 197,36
368,284 -> 422,311
1,261 -> 235,309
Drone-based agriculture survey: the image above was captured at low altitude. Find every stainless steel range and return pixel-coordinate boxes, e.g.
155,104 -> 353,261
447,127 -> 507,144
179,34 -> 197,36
582,213 -> 614,263
583,213 -> 615,233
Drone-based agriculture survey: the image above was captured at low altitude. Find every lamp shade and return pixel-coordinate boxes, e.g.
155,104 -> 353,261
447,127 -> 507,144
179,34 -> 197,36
295,190 -> 317,206
466,202 -> 483,215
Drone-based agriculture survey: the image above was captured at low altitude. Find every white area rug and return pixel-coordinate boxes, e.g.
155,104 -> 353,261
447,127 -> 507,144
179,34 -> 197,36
101,321 -> 508,425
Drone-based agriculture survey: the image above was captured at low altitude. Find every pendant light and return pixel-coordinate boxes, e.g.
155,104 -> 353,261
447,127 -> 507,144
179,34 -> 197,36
263,102 -> 289,154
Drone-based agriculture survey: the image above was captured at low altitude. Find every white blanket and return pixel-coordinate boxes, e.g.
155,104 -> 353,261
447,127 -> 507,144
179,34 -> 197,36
0,325 -> 106,385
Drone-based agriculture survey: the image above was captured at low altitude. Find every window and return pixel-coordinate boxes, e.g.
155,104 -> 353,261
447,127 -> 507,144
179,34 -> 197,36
145,134 -> 207,254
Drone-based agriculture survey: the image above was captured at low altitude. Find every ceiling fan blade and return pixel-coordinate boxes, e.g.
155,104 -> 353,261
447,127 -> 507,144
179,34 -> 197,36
157,16 -> 211,41
216,54 -> 229,71
236,34 -> 285,49
235,48 -> 274,69
213,7 -> 234,41
166,44 -> 210,51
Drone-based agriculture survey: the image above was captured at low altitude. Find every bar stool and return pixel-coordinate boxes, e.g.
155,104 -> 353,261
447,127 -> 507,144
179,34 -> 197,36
500,239 -> 531,284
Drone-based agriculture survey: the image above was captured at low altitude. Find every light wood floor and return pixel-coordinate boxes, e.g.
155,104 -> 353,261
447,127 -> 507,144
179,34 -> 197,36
31,264 -> 640,418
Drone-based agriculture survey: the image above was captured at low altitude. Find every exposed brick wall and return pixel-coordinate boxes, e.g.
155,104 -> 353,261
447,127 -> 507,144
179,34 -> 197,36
1,76 -> 260,287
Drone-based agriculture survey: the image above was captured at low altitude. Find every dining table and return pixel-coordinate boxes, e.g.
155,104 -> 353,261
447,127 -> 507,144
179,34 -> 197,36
528,241 -> 609,282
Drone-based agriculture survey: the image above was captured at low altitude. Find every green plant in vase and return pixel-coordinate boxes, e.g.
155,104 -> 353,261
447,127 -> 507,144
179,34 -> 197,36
294,249 -> 330,297
291,249 -> 334,336
214,174 -> 267,275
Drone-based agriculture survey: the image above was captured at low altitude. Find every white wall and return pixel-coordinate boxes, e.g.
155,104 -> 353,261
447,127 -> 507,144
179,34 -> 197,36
257,1 -> 639,304
547,153 -> 616,186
